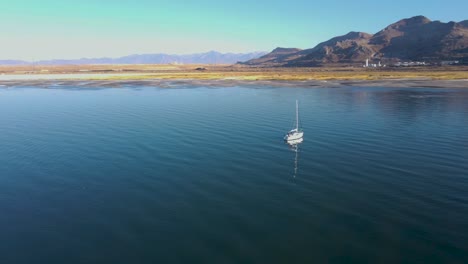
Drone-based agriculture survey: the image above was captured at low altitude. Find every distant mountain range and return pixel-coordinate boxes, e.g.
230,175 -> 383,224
0,51 -> 267,65
244,16 -> 468,66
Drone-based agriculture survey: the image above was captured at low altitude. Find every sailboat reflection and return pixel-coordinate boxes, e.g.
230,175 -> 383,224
287,137 -> 303,178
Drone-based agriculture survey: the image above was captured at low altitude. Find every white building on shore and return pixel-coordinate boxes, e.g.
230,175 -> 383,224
363,59 -> 384,68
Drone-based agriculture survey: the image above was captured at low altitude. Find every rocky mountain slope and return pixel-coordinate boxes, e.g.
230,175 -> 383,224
244,16 -> 468,66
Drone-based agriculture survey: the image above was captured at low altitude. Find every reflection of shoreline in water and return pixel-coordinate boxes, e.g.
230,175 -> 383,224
287,138 -> 303,178
3,78 -> 468,89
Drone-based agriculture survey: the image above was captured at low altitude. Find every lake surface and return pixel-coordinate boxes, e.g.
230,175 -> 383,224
0,85 -> 467,264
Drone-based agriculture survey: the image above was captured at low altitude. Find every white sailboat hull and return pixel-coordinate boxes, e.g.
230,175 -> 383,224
285,131 -> 304,141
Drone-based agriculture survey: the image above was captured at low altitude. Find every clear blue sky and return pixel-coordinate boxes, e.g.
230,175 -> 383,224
1,0 -> 467,60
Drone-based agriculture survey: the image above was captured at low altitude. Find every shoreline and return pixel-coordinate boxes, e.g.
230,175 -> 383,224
1,76 -> 468,89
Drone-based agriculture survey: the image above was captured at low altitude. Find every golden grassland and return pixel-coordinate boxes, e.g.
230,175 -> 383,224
1,64 -> 468,81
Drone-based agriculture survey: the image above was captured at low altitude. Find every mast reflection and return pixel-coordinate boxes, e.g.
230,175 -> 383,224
286,138 -> 303,178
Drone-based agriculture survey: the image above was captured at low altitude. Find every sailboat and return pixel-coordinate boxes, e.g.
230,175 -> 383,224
284,100 -> 304,141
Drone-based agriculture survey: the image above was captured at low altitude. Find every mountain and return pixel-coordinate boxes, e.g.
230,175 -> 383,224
243,48 -> 302,66
0,60 -> 29,65
244,16 -> 468,66
370,16 -> 468,61
0,51 -> 267,65
294,32 -> 374,65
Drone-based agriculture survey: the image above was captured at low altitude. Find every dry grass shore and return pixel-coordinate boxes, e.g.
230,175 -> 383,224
1,64 -> 467,88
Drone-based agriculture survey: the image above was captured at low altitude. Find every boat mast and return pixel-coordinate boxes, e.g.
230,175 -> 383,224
296,100 -> 299,130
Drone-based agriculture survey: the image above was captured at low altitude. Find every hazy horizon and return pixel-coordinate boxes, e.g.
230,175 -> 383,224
2,0 -> 468,60
0,50 -> 268,63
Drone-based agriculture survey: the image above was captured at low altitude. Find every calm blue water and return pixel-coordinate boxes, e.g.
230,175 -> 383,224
0,86 -> 467,264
